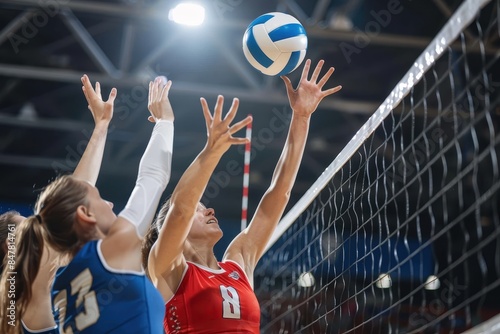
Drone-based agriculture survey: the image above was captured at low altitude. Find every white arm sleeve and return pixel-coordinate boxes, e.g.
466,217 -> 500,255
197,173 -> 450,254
119,120 -> 173,238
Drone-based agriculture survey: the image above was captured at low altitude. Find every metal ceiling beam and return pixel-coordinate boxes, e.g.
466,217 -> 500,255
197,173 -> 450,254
0,154 -> 271,191
0,0 -> 163,20
0,0 -> 434,50
206,34 -> 261,89
119,22 -> 136,72
0,114 -> 90,132
0,10 -> 35,47
0,114 -> 136,142
0,154 -> 132,176
280,0 -> 309,24
133,33 -> 182,72
310,0 -> 332,25
0,64 -> 380,114
43,21 -> 112,54
3,0 -> 496,54
59,10 -> 120,77
0,79 -> 20,104
0,154 -> 79,171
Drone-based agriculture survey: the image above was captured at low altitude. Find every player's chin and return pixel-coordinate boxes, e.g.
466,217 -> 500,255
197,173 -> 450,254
206,223 -> 223,235
212,227 -> 223,239
211,224 -> 223,234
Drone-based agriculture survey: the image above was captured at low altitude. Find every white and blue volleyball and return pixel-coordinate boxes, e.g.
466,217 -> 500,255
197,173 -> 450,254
243,12 -> 307,76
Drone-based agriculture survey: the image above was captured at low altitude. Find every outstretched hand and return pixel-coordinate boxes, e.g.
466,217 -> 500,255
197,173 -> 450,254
281,59 -> 342,117
148,76 -> 174,123
200,95 -> 252,155
81,74 -> 117,126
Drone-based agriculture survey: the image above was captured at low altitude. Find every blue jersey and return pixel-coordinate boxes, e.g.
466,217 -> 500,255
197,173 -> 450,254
51,240 -> 164,334
22,321 -> 58,334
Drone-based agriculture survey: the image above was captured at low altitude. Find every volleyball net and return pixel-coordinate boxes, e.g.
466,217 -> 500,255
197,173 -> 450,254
254,0 -> 500,332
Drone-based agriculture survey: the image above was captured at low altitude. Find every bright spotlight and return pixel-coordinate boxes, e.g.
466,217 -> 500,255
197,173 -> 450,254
424,275 -> 441,290
297,272 -> 315,288
375,273 -> 392,289
169,3 -> 205,26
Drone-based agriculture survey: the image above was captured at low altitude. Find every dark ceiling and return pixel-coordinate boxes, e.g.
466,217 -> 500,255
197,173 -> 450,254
0,0 -> 465,223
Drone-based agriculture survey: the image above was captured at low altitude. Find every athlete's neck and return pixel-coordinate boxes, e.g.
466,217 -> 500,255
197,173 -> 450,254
186,243 -> 219,269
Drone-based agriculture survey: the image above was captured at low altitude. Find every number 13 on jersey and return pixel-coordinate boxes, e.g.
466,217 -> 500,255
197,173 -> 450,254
53,268 -> 100,333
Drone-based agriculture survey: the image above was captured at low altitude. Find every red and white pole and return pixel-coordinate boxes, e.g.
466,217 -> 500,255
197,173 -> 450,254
241,116 -> 252,231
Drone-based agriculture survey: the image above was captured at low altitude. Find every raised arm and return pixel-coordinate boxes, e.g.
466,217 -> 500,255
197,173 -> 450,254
224,59 -> 342,277
148,96 -> 251,286
11,76 -> 116,334
72,75 -> 116,185
100,77 -> 175,271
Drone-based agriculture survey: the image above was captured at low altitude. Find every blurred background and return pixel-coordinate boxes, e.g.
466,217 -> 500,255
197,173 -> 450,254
0,0 -> 474,254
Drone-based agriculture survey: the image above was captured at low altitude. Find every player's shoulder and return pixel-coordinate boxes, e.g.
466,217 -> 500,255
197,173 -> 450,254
22,321 -> 58,334
54,240 -> 102,280
100,216 -> 142,255
75,239 -> 100,256
219,259 -> 244,271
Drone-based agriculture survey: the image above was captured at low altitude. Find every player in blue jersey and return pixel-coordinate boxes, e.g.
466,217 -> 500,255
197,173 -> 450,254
0,76 -> 174,334
0,75 -> 116,334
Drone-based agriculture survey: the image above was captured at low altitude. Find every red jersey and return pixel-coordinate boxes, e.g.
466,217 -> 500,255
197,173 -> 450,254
164,260 -> 261,333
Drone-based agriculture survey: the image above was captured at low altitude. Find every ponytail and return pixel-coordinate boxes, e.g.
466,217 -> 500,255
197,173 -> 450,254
141,197 -> 171,280
0,211 -> 21,274
0,216 -> 45,334
0,174 -> 89,333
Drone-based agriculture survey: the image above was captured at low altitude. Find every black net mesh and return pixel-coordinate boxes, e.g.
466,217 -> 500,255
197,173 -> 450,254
255,0 -> 500,332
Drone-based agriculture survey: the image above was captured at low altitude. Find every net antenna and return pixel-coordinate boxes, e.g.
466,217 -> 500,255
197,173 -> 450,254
241,116 -> 252,231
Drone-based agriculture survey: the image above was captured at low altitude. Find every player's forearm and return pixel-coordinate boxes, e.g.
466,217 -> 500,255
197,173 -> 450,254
170,147 -> 222,215
120,120 -> 174,237
268,114 -> 310,196
72,121 -> 110,186
241,115 -> 310,264
137,120 -> 174,185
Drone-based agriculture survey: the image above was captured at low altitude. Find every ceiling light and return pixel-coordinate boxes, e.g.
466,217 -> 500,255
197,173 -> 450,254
18,102 -> 38,120
424,275 -> 441,290
375,273 -> 392,289
298,272 -> 315,288
169,3 -> 205,26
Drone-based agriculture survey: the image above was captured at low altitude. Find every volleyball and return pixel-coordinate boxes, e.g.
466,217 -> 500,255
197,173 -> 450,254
242,12 -> 307,76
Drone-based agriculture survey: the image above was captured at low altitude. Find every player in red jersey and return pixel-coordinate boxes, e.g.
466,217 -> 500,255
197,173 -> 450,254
142,59 -> 342,333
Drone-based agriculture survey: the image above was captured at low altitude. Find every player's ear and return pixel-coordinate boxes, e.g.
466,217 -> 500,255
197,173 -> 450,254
76,205 -> 97,226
